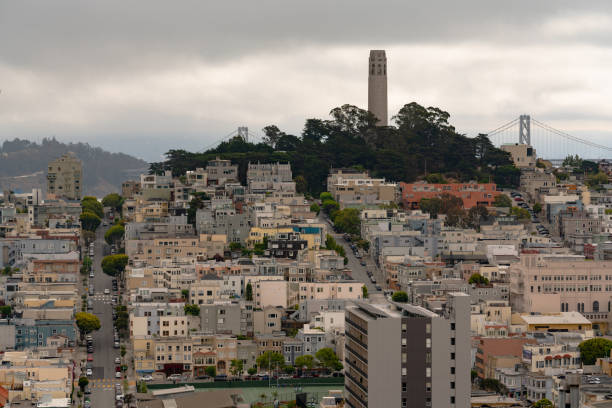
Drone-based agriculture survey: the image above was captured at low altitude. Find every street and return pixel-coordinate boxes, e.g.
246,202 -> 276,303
89,223 -> 121,408
317,213 -> 383,294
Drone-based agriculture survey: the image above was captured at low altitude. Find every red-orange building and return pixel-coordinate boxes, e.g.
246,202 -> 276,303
399,181 -> 500,209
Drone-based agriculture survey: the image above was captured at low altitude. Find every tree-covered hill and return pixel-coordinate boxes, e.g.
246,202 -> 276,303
151,102 -> 520,195
0,138 -> 148,197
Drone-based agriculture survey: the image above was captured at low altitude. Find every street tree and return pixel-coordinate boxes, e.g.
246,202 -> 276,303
104,224 -> 125,245
80,211 -> 101,231
75,312 -> 101,339
230,359 -> 244,377
315,348 -> 342,371
101,254 -> 128,277
101,193 -> 124,212
256,351 -> 285,372
391,291 -> 408,303
78,376 -> 89,392
294,354 -> 315,370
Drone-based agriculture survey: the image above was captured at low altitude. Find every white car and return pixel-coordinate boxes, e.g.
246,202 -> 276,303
139,375 -> 153,382
115,371 -> 122,378
115,357 -> 121,364
104,289 -> 110,295
86,368 -> 93,377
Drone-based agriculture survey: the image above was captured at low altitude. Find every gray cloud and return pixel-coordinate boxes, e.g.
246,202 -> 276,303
1,1 -> 612,161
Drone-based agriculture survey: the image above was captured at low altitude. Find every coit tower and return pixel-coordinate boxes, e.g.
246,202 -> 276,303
368,50 -> 388,126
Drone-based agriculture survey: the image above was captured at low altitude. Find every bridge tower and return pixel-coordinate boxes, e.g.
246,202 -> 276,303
237,126 -> 249,142
519,115 -> 531,145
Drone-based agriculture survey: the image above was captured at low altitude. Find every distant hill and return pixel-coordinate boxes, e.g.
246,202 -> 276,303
0,138 -> 148,197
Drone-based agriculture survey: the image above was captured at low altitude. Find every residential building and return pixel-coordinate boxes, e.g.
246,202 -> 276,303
501,143 -> 537,168
344,293 -> 470,408
46,153 -> 82,200
399,181 -> 500,210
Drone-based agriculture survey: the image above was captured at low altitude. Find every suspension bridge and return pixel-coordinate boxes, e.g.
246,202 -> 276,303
486,115 -> 612,165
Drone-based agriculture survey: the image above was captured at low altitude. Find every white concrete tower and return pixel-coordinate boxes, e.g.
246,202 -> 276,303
368,50 -> 388,126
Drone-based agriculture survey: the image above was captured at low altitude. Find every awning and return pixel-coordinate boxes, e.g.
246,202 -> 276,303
545,356 -> 553,360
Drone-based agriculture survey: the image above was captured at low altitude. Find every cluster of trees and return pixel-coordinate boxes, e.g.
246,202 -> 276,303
324,235 -> 347,264
558,155 -> 608,190
80,196 -> 103,232
419,193 -> 491,230
80,256 -> 92,275
184,304 -> 200,316
150,103 -> 519,196
101,193 -> 124,213
248,348 -> 342,376
101,254 -> 128,277
114,305 -> 129,334
468,273 -> 490,285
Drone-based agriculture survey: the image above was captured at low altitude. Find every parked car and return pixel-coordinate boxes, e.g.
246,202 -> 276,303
86,368 -> 93,376
375,285 -> 382,291
114,341 -> 120,348
87,354 -> 94,362
115,371 -> 122,379
104,288 -> 110,295
167,373 -> 182,381
139,375 -> 153,382
360,260 -> 366,266
115,357 -> 121,364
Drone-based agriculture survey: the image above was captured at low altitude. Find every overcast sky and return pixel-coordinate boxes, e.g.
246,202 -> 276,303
1,1 -> 612,162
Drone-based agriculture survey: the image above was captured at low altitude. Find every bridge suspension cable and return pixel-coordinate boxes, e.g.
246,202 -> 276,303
486,118 -> 519,137
531,118 -> 612,153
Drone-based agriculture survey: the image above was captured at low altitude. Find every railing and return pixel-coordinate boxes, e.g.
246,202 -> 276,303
345,344 -> 368,364
345,331 -> 368,350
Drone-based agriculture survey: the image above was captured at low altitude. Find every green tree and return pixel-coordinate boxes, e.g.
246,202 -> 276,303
468,273 -> 490,285
493,194 -> 512,208
510,206 -> 530,220
230,359 -> 244,377
181,289 -> 189,300
533,202 -> 542,214
101,193 -> 124,212
82,197 -> 104,218
362,285 -> 368,299
247,367 -> 257,376
1,266 -> 12,276
578,338 -> 612,365
587,172 -> 609,188
80,256 -> 92,275
184,304 -> 200,316
319,192 -> 333,202
295,354 -> 315,370
315,348 -> 342,371
322,199 -> 339,217
481,378 -> 505,394
121,345 -> 126,357
333,208 -> 361,235
205,366 -> 216,377
533,398 -> 553,408
75,312 -> 101,338
245,282 -> 253,301
80,211 -> 101,232
104,224 -> 125,245
0,305 -> 11,318
563,154 -> 582,168
310,203 -> 320,215
78,376 -> 89,392
392,291 -> 408,302
262,125 -> 286,148
229,242 -> 243,252
256,351 -> 285,371
294,175 -> 308,194
101,254 -> 128,277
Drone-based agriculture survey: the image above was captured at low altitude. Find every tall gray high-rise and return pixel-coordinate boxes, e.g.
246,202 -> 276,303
368,50 -> 388,126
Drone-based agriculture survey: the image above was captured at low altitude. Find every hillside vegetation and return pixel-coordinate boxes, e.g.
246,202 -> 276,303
152,103 -> 519,195
0,138 -> 147,197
